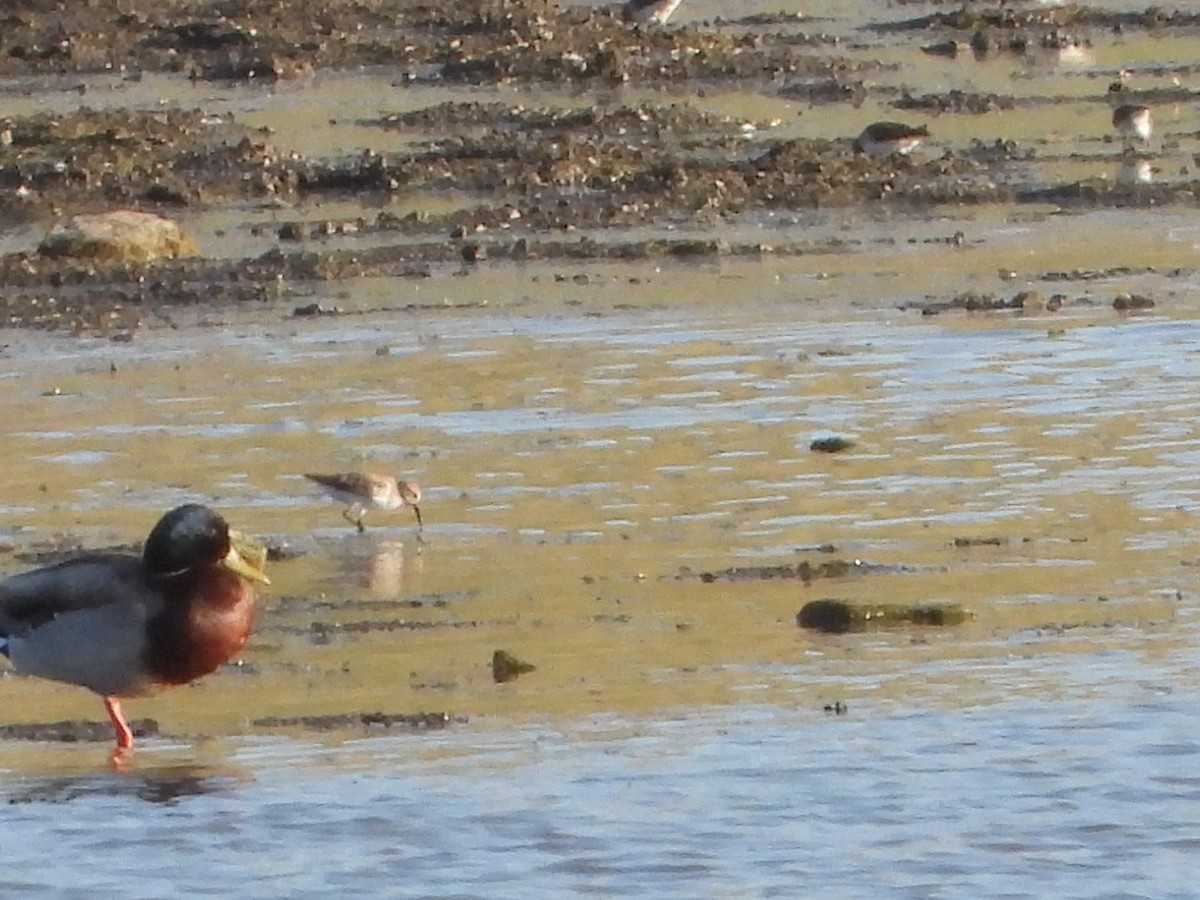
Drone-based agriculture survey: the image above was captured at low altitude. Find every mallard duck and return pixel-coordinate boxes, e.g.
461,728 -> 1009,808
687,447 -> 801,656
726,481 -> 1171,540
305,472 -> 423,532
0,504 -> 269,757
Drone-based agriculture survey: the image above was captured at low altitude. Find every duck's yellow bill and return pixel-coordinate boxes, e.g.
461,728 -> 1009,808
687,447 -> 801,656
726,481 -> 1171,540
224,530 -> 271,585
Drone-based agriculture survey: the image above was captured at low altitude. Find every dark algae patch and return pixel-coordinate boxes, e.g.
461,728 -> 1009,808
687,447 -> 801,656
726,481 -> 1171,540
797,599 -> 969,634
492,649 -> 537,683
810,436 -> 855,454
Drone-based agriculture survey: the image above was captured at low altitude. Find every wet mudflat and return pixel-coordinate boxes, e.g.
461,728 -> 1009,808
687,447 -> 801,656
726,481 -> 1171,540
1,298 -> 1200,894
3,0 -> 1200,894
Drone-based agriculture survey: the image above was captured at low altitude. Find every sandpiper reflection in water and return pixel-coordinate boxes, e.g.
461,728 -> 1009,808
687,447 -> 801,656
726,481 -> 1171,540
327,535 -> 422,598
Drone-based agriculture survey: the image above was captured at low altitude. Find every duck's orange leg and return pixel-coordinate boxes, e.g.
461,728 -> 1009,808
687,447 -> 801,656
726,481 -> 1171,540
104,696 -> 134,751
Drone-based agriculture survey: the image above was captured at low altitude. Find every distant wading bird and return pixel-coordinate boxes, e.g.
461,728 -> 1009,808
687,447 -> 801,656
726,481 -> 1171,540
0,504 -> 270,760
1107,78 -> 1152,154
1111,103 -> 1152,153
623,0 -> 684,25
853,121 -> 930,157
305,472 -> 424,532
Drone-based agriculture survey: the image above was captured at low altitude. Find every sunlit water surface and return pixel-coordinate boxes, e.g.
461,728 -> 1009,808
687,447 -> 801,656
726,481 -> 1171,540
3,693 -> 1200,898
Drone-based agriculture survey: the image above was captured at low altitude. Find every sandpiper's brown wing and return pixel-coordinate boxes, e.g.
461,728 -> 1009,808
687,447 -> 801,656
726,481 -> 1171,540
305,472 -> 376,493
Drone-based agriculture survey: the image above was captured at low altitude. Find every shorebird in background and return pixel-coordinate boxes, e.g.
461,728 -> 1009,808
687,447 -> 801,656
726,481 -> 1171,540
623,0 -> 684,25
306,471 -> 423,532
1107,77 -> 1152,154
853,121 -> 930,157
1111,103 -> 1152,153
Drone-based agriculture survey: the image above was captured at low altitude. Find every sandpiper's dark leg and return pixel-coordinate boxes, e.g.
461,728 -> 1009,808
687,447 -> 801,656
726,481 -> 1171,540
343,503 -> 368,532
342,506 -> 366,531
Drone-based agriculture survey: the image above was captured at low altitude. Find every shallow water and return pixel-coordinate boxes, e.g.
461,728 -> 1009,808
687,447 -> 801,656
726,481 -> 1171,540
4,693 -> 1200,898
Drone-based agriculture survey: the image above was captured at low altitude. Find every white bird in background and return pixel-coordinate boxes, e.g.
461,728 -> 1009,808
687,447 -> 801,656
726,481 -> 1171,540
623,0 -> 684,26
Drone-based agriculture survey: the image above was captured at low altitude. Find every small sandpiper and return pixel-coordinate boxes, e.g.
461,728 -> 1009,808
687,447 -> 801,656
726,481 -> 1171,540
853,121 -> 930,157
1111,103 -> 1152,152
623,0 -> 684,25
305,472 -> 423,532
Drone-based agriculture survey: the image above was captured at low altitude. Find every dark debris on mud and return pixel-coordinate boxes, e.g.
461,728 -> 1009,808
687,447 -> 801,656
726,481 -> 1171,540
876,4 -> 1200,38
0,717 -> 160,743
0,711 -> 460,744
0,0 -> 1194,332
291,615 -> 493,645
0,0 -> 871,86
271,593 -> 458,615
680,558 -> 911,583
492,649 -> 537,683
893,89 -> 1016,115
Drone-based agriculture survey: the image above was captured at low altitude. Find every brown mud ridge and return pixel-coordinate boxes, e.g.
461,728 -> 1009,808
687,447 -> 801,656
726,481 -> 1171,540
253,711 -> 463,731
0,0 -> 1196,332
271,593 -> 459,615
679,557 -> 916,583
0,0 -> 844,83
303,616 -> 492,643
7,538 -> 142,565
907,288 -> 1156,317
0,711 -> 461,743
0,717 -> 160,743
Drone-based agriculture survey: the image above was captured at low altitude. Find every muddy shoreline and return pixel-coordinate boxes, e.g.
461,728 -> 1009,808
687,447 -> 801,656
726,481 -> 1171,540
0,0 -> 1193,331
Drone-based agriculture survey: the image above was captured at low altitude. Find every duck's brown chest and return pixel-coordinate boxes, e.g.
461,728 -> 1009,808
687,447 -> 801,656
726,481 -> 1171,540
142,571 -> 259,686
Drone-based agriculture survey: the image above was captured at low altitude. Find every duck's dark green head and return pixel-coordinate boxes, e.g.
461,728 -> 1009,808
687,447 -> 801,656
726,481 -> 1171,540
143,504 -> 270,584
